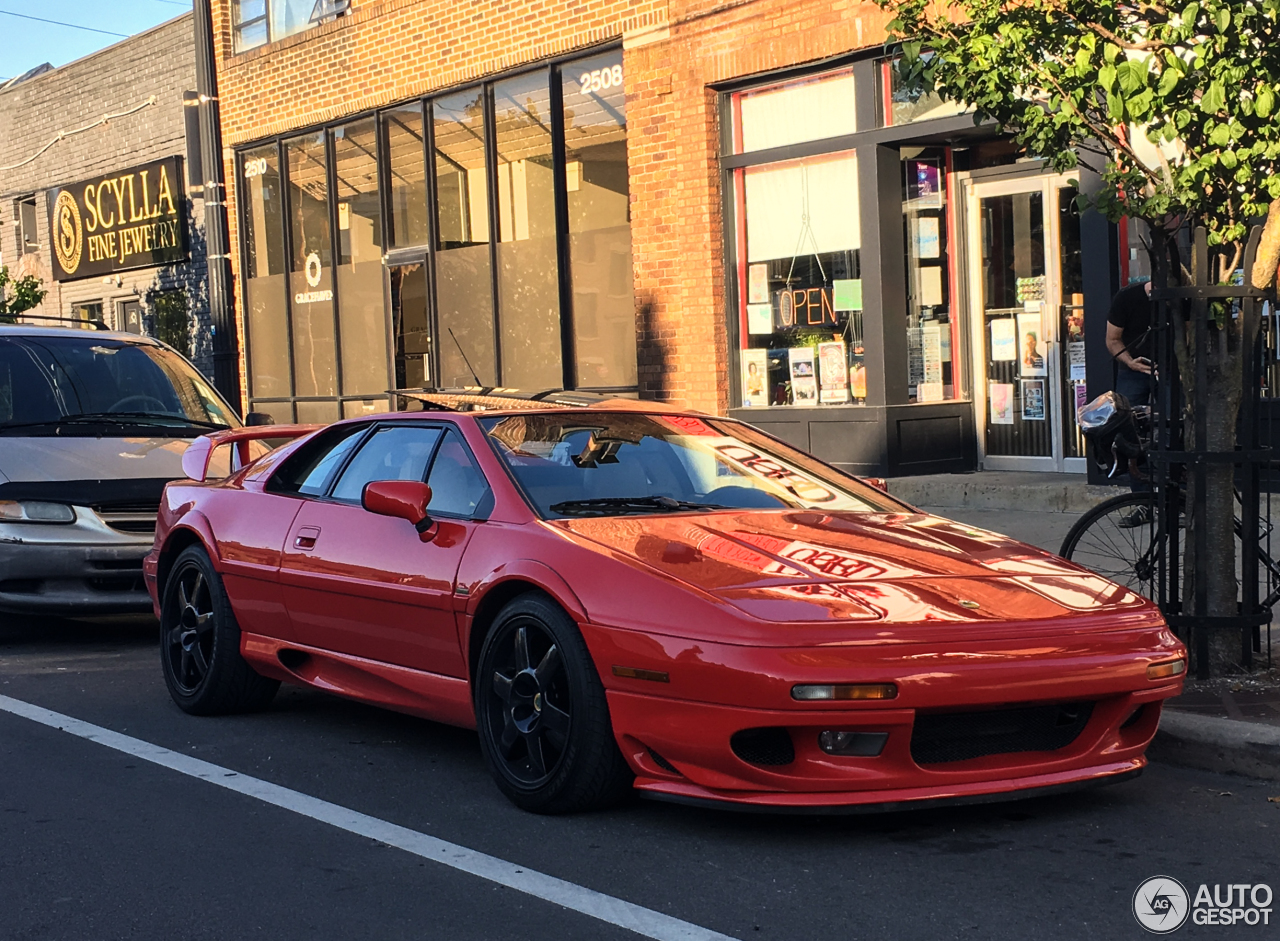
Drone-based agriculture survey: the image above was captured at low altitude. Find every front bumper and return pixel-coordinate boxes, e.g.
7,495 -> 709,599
589,621 -> 1185,810
0,513 -> 154,616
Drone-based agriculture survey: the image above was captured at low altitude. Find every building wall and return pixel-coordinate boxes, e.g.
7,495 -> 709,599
0,14 -> 213,373
212,0 -> 892,413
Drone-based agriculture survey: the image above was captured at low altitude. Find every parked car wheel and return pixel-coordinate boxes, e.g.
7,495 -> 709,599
160,544 -> 280,715
475,592 -> 633,813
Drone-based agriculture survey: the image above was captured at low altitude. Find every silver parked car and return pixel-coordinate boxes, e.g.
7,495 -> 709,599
0,326 -> 246,616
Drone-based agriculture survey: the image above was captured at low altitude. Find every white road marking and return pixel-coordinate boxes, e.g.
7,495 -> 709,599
0,694 -> 738,941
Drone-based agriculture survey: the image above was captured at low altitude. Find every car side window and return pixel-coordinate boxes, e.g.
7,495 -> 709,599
267,423 -> 371,495
426,428 -> 491,519
330,425 -> 443,504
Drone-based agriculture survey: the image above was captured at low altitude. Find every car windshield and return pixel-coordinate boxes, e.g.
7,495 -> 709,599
481,412 -> 900,517
0,335 -> 238,434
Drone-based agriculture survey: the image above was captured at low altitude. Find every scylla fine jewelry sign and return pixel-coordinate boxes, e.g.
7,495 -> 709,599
47,156 -> 189,281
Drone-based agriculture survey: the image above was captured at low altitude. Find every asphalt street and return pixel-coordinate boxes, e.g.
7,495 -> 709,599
2,613 -> 1276,941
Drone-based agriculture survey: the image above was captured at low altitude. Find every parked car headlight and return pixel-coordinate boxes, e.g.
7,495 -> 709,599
0,501 -> 76,523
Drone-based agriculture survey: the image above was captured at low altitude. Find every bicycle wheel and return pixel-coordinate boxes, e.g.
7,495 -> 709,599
1059,493 -> 1163,599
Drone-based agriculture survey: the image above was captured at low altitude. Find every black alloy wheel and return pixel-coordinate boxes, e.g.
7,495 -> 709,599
160,544 -> 280,715
476,593 -> 633,813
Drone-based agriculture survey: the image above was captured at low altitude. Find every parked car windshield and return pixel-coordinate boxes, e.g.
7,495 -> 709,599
0,335 -> 238,435
481,412 -> 901,517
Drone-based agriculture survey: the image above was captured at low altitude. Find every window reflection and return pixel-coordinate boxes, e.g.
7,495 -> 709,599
563,50 -> 636,389
285,132 -> 337,397
241,144 -> 290,399
433,91 -> 497,386
493,70 -> 562,391
383,105 -> 429,248
334,119 -> 388,396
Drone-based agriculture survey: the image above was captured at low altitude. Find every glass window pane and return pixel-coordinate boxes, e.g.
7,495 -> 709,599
331,425 -> 443,502
333,119 -> 389,396
241,145 -> 291,398
270,0 -> 317,41
901,148 -> 956,403
563,50 -> 636,389
390,262 -> 431,390
383,105 -> 429,248
297,427 -> 366,496
493,71 -> 561,391
736,71 -> 856,154
235,19 -> 268,53
736,152 -> 863,408
878,58 -> 969,127
426,428 -> 490,518
295,400 -> 340,424
285,131 -> 338,398
433,91 -> 496,387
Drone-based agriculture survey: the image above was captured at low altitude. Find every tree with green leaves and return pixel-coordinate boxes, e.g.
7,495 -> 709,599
0,266 -> 47,324
877,0 -> 1280,672
150,289 -> 191,356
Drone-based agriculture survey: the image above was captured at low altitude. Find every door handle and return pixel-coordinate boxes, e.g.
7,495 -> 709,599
294,526 -> 321,550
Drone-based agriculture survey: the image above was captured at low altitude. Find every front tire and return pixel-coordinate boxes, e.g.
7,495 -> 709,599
475,592 -> 632,813
1059,492 -> 1162,599
159,544 -> 279,715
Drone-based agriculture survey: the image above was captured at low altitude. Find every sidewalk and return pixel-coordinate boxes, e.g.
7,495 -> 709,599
908,472 -> 1280,781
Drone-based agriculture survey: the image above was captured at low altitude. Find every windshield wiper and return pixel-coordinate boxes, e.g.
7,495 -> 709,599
0,413 -> 230,433
549,495 -> 730,516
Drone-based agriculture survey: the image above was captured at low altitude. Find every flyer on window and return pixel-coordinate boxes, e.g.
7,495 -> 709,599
747,303 -> 772,335
817,340 -> 849,404
991,317 -> 1017,362
989,382 -> 1014,425
740,348 -> 768,407
1021,378 -> 1046,420
1017,311 -> 1047,377
788,346 -> 818,405
921,324 -> 943,384
748,264 -> 769,304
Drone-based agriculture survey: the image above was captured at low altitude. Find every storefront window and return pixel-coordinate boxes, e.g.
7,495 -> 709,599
383,105 -> 429,248
563,49 -> 636,389
876,57 -> 969,127
902,148 -> 959,403
233,0 -> 348,53
285,131 -> 338,398
736,70 -> 857,153
433,90 -> 497,387
493,71 -> 562,390
333,118 -> 389,397
241,144 -> 290,399
736,152 -> 863,408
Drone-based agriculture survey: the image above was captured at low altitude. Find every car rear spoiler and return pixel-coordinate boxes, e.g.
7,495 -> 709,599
181,425 -> 321,482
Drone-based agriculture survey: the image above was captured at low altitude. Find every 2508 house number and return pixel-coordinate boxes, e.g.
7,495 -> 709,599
579,64 -> 623,95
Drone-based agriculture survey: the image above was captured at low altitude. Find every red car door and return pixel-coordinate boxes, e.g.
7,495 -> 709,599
278,423 -> 491,678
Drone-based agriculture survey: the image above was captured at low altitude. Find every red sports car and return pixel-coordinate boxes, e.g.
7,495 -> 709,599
144,394 -> 1186,814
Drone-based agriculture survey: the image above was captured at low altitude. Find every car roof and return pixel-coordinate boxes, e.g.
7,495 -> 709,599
384,389 -> 709,421
0,324 -> 161,344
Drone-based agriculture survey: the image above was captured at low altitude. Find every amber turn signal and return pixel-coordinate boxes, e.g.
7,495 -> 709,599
792,683 -> 898,701
1146,658 -> 1186,680
612,665 -> 670,683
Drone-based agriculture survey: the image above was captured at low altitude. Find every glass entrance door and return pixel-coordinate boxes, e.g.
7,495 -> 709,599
965,175 -> 1086,472
388,260 -> 433,392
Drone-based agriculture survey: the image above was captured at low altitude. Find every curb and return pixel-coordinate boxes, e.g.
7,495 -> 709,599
886,475 -> 1126,514
1149,710 -> 1280,781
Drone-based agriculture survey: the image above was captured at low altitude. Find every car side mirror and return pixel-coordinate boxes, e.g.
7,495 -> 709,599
864,477 -> 889,493
361,480 -> 437,541
245,411 -> 276,426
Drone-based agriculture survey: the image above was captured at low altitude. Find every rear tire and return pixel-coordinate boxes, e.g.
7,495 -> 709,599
475,592 -> 633,814
159,544 -> 279,715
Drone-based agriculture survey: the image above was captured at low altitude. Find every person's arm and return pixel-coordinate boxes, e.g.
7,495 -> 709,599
1107,321 -> 1152,374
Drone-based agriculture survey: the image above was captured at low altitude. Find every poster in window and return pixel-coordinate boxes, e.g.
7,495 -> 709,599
747,303 -> 773,335
1074,381 -> 1088,418
1017,311 -> 1047,377
919,266 -> 944,307
740,348 -> 768,407
833,278 -> 863,311
1021,379 -> 1046,420
789,346 -> 818,405
917,382 -> 944,402
921,324 -> 943,384
991,317 -> 1017,361
748,263 -> 769,304
1068,340 -> 1087,381
907,159 -> 942,209
913,216 -> 941,259
989,382 -> 1014,425
817,340 -> 850,404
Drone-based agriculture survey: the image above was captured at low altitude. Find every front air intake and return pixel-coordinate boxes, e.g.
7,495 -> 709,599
730,727 -> 795,766
910,701 -> 1095,765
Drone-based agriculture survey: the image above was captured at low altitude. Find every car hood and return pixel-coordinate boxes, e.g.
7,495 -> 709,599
0,435 -> 190,483
549,510 -> 1148,625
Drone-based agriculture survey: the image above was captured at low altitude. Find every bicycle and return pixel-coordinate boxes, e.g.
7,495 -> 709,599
1058,391 -> 1280,610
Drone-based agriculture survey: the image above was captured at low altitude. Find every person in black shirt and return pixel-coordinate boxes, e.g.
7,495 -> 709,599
1107,279 -> 1153,512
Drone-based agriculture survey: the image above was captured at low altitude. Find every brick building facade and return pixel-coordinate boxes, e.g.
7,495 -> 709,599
212,0 -> 1127,474
0,14 -> 214,375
